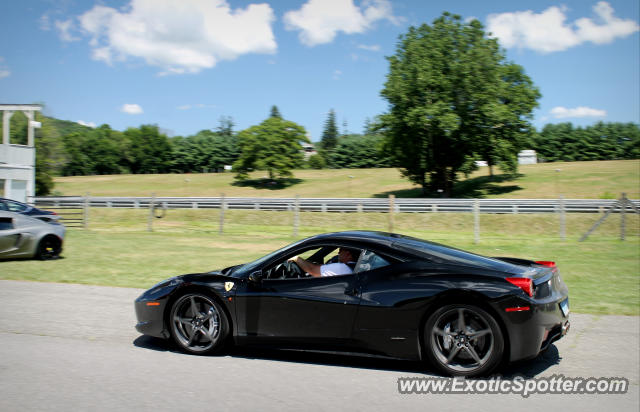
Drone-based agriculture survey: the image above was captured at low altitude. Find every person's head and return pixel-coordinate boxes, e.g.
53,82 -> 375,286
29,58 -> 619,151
338,247 -> 359,263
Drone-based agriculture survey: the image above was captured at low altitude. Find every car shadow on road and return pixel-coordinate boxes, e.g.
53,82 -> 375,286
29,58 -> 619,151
133,335 -> 562,378
499,345 -> 562,378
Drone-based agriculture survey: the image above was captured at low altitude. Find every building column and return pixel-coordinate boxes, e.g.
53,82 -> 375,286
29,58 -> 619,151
24,110 -> 35,147
26,169 -> 35,203
2,110 -> 14,145
4,178 -> 11,199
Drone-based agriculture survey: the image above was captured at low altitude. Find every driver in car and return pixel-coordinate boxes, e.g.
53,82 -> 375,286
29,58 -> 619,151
288,247 -> 359,277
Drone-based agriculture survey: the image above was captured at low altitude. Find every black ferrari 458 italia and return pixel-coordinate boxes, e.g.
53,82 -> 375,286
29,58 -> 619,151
135,231 -> 570,376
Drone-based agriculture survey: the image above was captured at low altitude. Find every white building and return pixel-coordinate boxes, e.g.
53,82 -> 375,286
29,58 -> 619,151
475,150 -> 538,167
517,149 -> 537,165
0,104 -> 42,203
301,142 -> 317,160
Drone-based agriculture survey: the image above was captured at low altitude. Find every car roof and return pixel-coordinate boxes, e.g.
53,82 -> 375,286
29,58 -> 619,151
307,230 -> 433,248
308,231 -> 525,273
309,230 -> 396,242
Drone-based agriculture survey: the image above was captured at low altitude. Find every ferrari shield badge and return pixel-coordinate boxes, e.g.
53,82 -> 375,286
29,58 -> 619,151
224,281 -> 234,292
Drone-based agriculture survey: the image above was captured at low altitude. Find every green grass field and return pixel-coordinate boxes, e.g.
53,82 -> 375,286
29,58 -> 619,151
52,159 -> 640,199
1,208 -> 638,316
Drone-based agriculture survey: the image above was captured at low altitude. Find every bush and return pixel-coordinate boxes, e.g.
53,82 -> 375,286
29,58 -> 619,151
307,154 -> 326,169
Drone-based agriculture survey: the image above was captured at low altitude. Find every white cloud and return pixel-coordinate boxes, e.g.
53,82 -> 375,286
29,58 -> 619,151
550,106 -> 607,118
357,43 -> 380,51
333,69 -> 342,80
55,19 -> 80,42
575,2 -> 640,44
284,0 -> 398,46
121,104 -> 144,115
486,1 -> 639,53
77,120 -> 97,128
76,0 -> 277,74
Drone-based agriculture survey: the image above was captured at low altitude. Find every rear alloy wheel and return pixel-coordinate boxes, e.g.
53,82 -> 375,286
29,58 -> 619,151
424,304 -> 504,377
170,293 -> 229,355
36,236 -> 61,260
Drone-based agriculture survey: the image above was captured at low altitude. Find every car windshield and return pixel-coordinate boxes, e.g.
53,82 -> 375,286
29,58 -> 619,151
392,235 -> 523,272
229,238 -> 307,278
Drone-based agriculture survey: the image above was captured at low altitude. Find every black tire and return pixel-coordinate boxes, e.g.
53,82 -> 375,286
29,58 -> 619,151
36,235 -> 61,260
423,303 -> 504,377
169,292 -> 229,355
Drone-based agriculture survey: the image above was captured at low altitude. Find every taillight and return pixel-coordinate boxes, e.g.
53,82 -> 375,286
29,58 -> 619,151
506,277 -> 533,297
535,261 -> 556,268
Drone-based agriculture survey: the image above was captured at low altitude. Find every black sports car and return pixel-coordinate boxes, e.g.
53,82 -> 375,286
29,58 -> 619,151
135,231 -> 570,376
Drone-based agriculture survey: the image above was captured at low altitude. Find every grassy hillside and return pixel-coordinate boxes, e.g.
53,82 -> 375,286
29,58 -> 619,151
52,159 -> 639,198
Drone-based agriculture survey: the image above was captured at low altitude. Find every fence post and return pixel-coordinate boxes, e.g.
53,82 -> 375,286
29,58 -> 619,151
388,195 -> 395,233
219,193 -> 225,235
473,199 -> 480,244
293,195 -> 300,237
83,192 -> 90,230
621,192 -> 627,241
147,193 -> 155,232
558,195 -> 566,240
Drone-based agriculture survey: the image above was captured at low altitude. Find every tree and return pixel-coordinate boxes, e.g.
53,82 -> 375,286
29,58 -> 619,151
233,116 -> 309,180
380,13 -> 540,195
320,109 -> 339,150
329,134 -> 392,168
269,105 -> 282,119
216,116 -> 235,137
125,125 -> 172,174
62,125 -> 128,176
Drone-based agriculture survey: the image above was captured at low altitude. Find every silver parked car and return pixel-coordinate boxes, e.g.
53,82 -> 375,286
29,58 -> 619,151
0,198 -> 60,223
0,211 -> 66,260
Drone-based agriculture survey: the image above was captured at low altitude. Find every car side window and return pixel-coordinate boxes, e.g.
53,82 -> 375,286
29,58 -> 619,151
7,201 -> 27,212
0,217 -> 14,230
355,250 -> 391,273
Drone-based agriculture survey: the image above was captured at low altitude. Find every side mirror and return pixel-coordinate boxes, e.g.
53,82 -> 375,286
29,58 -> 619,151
248,271 -> 263,284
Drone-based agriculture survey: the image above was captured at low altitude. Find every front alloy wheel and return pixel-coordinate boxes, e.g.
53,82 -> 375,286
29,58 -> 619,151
170,293 -> 228,355
425,304 -> 504,377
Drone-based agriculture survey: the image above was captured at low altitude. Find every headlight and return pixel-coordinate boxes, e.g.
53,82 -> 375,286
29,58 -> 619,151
148,276 -> 182,293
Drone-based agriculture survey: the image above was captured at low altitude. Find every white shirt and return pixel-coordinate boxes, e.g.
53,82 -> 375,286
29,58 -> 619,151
320,262 -> 354,277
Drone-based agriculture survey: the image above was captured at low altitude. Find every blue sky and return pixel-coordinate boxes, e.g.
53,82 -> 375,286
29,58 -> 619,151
1,0 -> 638,141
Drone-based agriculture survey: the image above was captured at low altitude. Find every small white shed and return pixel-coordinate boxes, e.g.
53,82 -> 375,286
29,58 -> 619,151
518,150 -> 538,165
0,104 -> 42,203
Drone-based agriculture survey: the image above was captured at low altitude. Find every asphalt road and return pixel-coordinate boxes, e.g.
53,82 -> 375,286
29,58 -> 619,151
0,279 -> 638,411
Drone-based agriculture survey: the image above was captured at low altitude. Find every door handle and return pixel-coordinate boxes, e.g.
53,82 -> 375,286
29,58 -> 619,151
344,287 -> 359,296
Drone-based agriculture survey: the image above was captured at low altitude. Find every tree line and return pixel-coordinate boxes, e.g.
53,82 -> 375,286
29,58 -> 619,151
2,104 -> 637,197
534,122 -> 639,162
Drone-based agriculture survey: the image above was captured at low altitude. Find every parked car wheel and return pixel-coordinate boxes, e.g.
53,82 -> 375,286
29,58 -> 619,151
36,235 -> 62,260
